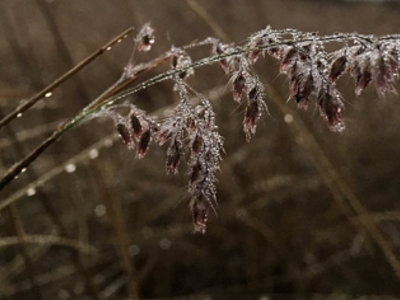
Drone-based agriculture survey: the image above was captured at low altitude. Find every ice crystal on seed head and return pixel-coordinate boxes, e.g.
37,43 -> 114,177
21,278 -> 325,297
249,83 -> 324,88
318,87 -> 345,132
170,46 -> 194,81
135,23 -> 155,52
243,76 -> 268,142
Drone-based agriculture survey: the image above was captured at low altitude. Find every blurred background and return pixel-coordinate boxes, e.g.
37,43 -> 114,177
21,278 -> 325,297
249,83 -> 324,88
1,0 -> 400,299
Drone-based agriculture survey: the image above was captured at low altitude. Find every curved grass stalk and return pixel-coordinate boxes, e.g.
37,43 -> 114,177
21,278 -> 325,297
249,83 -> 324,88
0,234 -> 97,254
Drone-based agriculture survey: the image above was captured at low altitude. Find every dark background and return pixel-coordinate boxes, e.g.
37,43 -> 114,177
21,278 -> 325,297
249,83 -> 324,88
1,0 -> 400,299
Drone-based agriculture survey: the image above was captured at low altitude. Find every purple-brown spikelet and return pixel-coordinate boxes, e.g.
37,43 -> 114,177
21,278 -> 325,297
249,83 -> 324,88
130,113 -> 142,139
280,47 -> 297,74
387,49 -> 399,74
268,46 -> 281,58
244,101 -> 259,129
318,89 -> 345,132
157,128 -> 173,145
248,39 -> 264,63
329,56 -> 347,82
295,73 -> 314,109
137,129 -> 152,158
355,67 -> 372,96
191,134 -> 202,154
350,49 -> 372,95
170,47 -> 194,80
166,140 -> 182,174
288,63 -> 300,96
190,197 -> 209,234
116,123 -> 134,150
242,77 -> 267,141
232,71 -> 246,102
189,162 -> 202,185
211,41 -> 230,74
372,49 -> 398,96
135,23 -> 155,52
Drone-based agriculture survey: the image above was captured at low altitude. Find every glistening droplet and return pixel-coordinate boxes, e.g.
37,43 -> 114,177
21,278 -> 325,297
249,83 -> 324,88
65,164 -> 76,173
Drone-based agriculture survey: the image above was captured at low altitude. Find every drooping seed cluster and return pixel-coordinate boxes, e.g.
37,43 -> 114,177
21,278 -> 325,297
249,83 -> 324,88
211,27 -> 399,132
107,105 -> 157,158
211,40 -> 268,141
100,24 -> 400,232
156,77 -> 223,233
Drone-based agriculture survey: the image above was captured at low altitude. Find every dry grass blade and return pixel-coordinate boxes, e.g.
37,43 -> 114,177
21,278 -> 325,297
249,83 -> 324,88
0,134 -> 117,211
0,27 -> 134,129
0,235 -> 98,254
7,205 -> 43,300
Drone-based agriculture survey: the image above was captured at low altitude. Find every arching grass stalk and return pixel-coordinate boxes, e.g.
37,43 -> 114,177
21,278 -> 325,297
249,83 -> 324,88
1,30 -> 400,193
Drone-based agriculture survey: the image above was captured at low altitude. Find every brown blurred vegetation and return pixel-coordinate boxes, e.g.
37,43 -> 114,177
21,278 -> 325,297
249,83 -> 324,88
1,0 -> 400,299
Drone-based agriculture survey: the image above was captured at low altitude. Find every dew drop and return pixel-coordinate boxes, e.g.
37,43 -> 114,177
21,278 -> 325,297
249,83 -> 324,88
129,244 -> 140,256
159,238 -> 172,250
142,227 -> 153,239
104,139 -> 113,148
94,204 -> 106,217
58,289 -> 70,300
21,168 -> 27,173
284,114 -> 293,124
117,39 -> 122,43
93,274 -> 104,285
73,282 -> 84,294
17,113 -> 22,118
27,187 -> 36,197
106,46 -> 112,51
45,92 -> 52,98
89,149 -> 99,159
65,164 -> 76,173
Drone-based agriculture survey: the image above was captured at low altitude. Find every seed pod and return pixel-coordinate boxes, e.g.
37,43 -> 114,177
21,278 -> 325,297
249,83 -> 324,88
295,73 -> 314,109
244,101 -> 260,129
190,162 -> 202,185
137,130 -> 152,158
280,48 -> 297,73
355,68 -> 371,96
171,55 -> 178,69
212,42 -> 229,74
166,142 -> 181,174
139,35 -> 155,51
329,56 -> 347,82
288,62 -> 300,97
196,106 -> 206,119
130,114 -> 142,138
249,40 -> 264,63
171,50 -> 193,80
268,47 -> 280,58
158,128 -> 172,145
373,52 -> 397,96
387,49 -> 399,74
249,50 -> 262,63
191,134 -> 203,154
116,123 -> 134,150
136,24 -> 155,52
247,85 -> 259,101
318,90 -> 345,132
232,72 -> 246,102
190,197 -> 209,234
